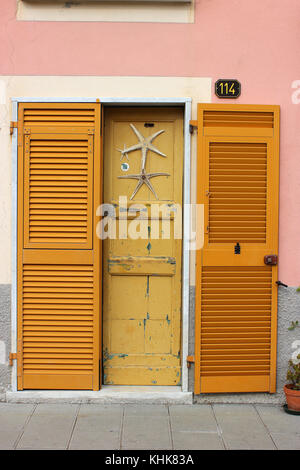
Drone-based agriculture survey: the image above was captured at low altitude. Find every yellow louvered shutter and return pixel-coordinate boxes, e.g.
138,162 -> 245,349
17,103 -> 101,390
24,133 -> 93,248
195,104 -> 279,394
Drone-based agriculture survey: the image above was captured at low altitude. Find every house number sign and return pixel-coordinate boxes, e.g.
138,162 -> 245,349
215,79 -> 241,99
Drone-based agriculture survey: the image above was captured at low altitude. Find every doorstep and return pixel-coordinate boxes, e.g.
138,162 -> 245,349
6,386 -> 193,404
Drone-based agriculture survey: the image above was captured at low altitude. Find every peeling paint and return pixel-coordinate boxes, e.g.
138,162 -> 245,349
103,348 -> 128,362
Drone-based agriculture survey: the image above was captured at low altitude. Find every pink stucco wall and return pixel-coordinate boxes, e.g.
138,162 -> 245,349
1,0 -> 300,285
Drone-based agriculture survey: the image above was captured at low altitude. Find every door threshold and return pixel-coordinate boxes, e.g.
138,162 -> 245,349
6,387 -> 193,404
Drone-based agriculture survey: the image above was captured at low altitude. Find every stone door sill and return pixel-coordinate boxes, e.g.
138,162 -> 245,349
6,386 -> 193,404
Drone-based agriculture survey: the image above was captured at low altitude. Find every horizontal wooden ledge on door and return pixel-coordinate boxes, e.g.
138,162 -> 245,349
203,128 -> 274,137
202,251 -> 275,266
108,256 -> 176,276
22,250 -> 94,264
20,127 -> 95,137
200,375 -> 270,393
110,208 -> 178,221
23,374 -> 93,391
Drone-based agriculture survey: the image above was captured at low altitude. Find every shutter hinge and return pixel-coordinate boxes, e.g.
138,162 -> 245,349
9,352 -> 18,366
189,120 -> 198,134
88,128 -> 95,135
10,121 -> 18,135
186,355 -> 195,368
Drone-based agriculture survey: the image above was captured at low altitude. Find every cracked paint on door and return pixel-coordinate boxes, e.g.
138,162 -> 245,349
103,107 -> 183,385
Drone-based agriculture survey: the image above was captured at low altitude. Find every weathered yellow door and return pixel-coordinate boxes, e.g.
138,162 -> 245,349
103,107 -> 183,385
195,104 -> 280,394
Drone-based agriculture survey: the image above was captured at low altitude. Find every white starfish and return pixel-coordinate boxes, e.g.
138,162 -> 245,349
118,170 -> 170,200
117,143 -> 130,161
121,124 -> 166,171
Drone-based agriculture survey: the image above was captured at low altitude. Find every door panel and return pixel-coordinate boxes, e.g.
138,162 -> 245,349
195,104 -> 280,394
103,107 -> 183,385
17,103 -> 101,390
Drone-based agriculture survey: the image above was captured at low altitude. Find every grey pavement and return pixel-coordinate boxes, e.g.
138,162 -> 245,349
0,403 -> 299,450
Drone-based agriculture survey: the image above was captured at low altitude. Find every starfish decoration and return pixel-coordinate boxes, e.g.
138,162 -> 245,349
118,169 -> 170,200
117,143 -> 130,161
117,123 -> 169,200
120,124 -> 166,171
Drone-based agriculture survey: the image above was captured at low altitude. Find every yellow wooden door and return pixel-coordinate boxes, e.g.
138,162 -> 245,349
17,103 -> 102,390
195,104 -> 280,394
103,107 -> 183,385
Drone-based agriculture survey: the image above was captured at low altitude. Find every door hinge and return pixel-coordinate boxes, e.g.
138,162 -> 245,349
187,355 -> 195,368
10,121 -> 18,135
9,352 -> 18,366
189,120 -> 198,134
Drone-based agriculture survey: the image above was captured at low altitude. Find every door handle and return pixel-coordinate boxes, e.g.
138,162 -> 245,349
276,281 -> 288,288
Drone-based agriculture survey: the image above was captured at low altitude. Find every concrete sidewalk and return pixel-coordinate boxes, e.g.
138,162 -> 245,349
0,403 -> 299,450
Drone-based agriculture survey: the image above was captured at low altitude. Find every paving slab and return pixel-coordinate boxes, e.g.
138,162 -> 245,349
122,415 -> 172,450
213,404 -> 276,450
172,431 -> 224,450
124,404 -> 169,417
270,432 -> 300,450
256,405 -> 300,434
69,404 -> 123,450
169,405 -> 218,433
0,403 -> 34,450
17,403 -> 78,450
